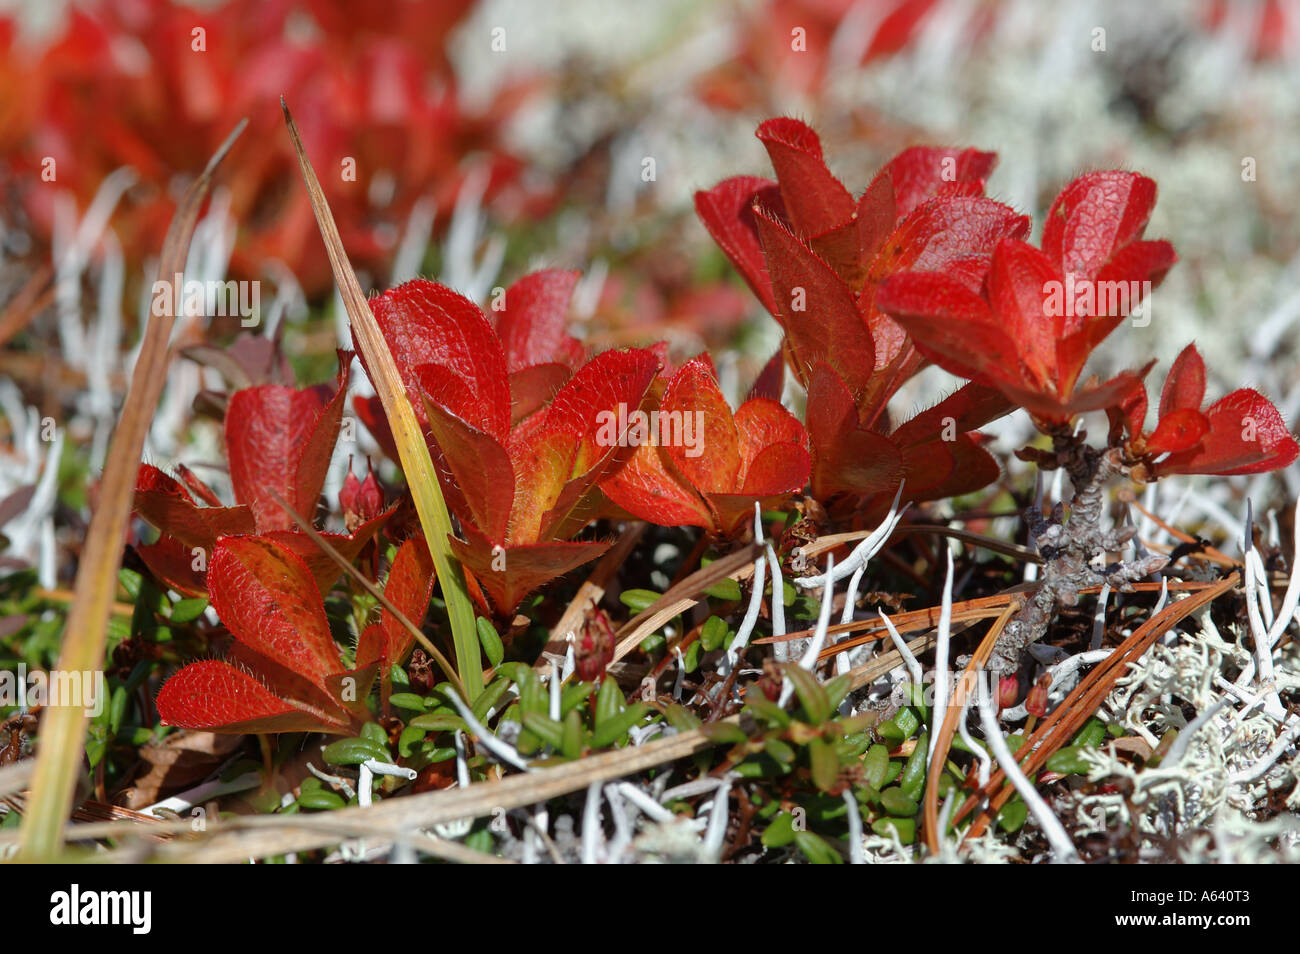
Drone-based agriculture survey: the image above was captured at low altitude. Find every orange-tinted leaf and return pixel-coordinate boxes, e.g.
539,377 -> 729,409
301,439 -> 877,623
600,440 -> 714,529
451,525 -> 610,615
378,536 -> 436,664
662,355 -> 740,495
734,396 -> 809,480
541,347 -> 660,476
264,505 -> 393,596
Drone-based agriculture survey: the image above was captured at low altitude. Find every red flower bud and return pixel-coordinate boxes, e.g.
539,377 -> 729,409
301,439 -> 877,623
997,675 -> 1019,711
340,458 -> 383,530
756,659 -> 782,702
576,610 -> 616,683
1025,673 -> 1052,718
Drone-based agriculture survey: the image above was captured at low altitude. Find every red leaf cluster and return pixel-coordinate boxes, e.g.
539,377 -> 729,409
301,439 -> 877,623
877,171 -> 1177,425
1112,344 -> 1299,478
357,272 -> 660,614
156,535 -> 434,734
132,354 -> 392,597
601,354 -> 810,535
696,117 -> 1029,508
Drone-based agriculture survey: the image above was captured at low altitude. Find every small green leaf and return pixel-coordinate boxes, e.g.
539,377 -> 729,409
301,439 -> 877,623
762,810 -> 797,847
793,830 -> 842,863
321,737 -> 390,765
619,589 -> 661,613
997,798 -> 1029,833
808,737 -> 839,791
590,703 -> 649,748
745,696 -> 791,728
872,816 -> 915,843
783,665 -> 831,724
521,711 -> 566,751
662,703 -> 701,732
561,709 -> 584,760
899,731 -> 928,801
169,597 -> 209,623
704,579 -> 742,601
476,616 -> 504,667
594,676 -> 625,727
879,786 -> 918,817
1046,745 -> 1093,775
388,692 -> 430,711
560,681 -> 596,715
471,678 -> 512,722
298,788 -> 347,811
408,713 -> 469,733
700,721 -> 748,745
701,615 -> 730,652
862,744 -> 890,789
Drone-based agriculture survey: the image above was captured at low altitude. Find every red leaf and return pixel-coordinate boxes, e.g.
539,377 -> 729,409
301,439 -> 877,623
537,347 -> 660,478
1156,390 -> 1299,476
135,534 -> 207,597
601,440 -> 714,529
225,358 -> 348,532
661,355 -> 740,495
264,505 -> 393,596
1042,171 -> 1159,281
694,175 -> 781,316
1159,344 -> 1206,417
884,146 -> 998,219
420,386 -> 515,543
451,525 -> 611,615
746,349 -> 785,402
756,117 -> 855,237
875,270 -> 1015,383
156,661 -> 332,734
495,269 -> 585,372
1146,408 -> 1208,455
509,362 -> 571,424
754,206 -> 875,392
986,239 -> 1064,391
133,464 -> 255,549
206,536 -> 344,691
377,537 -> 435,664
805,364 -> 904,499
365,278 -> 511,437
